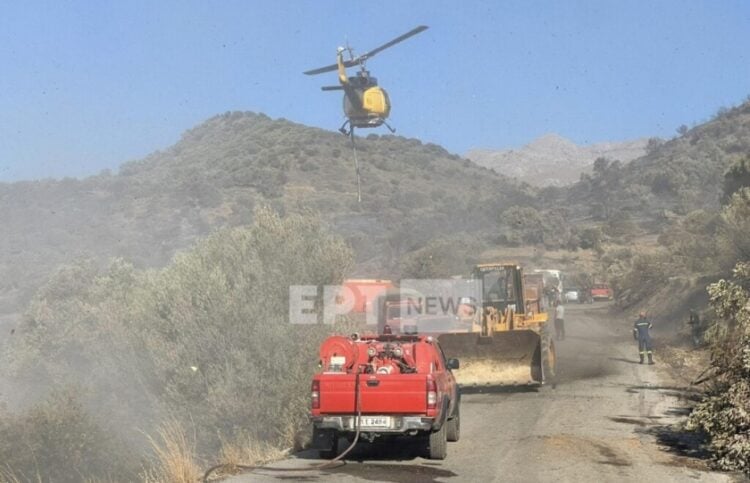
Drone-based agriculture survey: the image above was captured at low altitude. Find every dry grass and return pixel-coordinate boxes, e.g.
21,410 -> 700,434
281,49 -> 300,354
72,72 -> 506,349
142,420 -> 201,483
196,435 -> 288,481
215,437 -> 287,477
141,421 -> 289,483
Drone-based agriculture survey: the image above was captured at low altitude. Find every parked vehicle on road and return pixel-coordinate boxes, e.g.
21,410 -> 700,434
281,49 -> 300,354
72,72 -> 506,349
311,333 -> 461,460
591,283 -> 614,301
564,288 -> 580,302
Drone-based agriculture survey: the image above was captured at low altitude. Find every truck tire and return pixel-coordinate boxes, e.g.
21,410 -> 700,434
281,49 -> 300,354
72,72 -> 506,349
318,431 -> 339,459
446,405 -> 460,442
428,424 -> 448,459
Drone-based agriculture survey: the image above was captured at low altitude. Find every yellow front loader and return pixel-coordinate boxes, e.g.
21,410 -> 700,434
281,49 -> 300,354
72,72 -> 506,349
438,263 -> 556,386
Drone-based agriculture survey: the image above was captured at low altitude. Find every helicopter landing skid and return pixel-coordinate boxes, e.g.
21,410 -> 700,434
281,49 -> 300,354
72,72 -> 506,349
339,119 -> 395,136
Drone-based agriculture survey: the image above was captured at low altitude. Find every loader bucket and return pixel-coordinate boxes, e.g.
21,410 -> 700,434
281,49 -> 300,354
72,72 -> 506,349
438,330 -> 542,386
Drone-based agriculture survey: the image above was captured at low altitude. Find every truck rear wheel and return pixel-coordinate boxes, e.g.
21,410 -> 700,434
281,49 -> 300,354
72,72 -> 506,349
428,424 -> 448,459
315,429 -> 339,459
446,406 -> 460,442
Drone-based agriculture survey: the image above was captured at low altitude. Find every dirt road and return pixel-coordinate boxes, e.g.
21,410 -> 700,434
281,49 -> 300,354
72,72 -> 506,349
231,303 -> 734,482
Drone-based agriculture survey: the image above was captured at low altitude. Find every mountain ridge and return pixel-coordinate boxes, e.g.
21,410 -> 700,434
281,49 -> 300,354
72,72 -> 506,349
467,134 -> 649,186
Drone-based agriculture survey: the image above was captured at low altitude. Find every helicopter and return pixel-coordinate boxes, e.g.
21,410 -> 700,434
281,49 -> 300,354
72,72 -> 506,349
304,25 -> 428,136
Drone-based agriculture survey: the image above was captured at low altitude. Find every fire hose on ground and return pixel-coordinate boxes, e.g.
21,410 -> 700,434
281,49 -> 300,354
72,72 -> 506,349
201,371 -> 363,482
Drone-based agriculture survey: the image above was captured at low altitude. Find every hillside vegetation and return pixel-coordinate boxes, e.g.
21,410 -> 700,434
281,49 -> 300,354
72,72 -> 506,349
564,100 -> 750,318
2,208 -> 352,481
555,100 -> 750,225
0,111 -> 532,315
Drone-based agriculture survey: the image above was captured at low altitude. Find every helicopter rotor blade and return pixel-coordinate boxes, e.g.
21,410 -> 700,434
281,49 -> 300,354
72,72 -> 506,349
304,63 -> 339,76
321,85 -> 344,91
304,25 -> 428,75
304,56 -> 363,75
357,25 -> 428,62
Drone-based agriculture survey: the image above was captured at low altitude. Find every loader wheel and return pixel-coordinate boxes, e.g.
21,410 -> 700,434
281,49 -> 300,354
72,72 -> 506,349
428,424 -> 448,459
542,337 -> 557,381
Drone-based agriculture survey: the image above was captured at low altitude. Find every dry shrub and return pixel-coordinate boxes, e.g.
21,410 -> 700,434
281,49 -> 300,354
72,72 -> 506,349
214,435 -> 287,479
142,423 -> 289,483
219,438 -> 284,468
142,420 -> 201,483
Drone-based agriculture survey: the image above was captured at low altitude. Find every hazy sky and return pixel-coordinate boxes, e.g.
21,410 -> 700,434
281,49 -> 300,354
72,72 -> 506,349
1,1 -> 749,180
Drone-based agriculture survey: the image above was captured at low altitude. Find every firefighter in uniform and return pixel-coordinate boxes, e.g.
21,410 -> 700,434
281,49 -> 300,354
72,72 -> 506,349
633,311 -> 654,364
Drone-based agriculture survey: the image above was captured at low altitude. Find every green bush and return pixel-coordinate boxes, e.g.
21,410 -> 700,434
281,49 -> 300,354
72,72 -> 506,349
687,262 -> 750,474
717,188 -> 750,269
722,156 -> 750,204
657,210 -> 721,274
578,227 -> 604,251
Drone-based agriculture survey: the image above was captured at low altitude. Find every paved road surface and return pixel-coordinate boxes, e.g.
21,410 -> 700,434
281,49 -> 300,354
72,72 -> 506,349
231,303 -> 735,482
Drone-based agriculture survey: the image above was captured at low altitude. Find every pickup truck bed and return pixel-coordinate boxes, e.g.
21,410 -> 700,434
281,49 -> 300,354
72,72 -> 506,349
316,373 -> 429,414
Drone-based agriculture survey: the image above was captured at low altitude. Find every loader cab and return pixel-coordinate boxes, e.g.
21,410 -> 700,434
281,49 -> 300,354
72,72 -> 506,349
474,264 -> 526,316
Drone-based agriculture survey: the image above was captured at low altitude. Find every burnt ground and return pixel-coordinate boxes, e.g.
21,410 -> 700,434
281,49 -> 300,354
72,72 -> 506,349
231,303 -> 740,483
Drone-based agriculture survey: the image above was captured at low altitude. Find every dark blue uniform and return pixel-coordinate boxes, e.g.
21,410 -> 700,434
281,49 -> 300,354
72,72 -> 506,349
633,316 -> 654,364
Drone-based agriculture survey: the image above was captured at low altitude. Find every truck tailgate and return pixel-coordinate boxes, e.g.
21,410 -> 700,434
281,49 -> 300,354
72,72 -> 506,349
318,374 -> 428,414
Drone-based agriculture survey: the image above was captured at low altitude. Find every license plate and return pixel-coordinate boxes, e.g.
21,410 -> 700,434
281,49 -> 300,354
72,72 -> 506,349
358,416 -> 391,428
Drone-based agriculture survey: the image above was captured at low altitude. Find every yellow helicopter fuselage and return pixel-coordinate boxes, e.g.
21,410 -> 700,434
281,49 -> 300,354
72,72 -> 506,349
337,52 -> 391,128
343,85 -> 390,127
